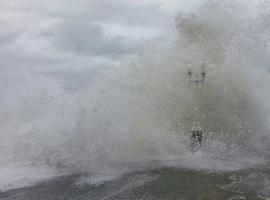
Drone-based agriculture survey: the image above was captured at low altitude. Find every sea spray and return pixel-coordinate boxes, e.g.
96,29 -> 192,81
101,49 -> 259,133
1,0 -> 270,191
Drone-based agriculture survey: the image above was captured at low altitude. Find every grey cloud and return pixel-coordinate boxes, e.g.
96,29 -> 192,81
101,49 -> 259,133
0,0 -> 171,91
0,19 -> 22,44
43,21 -> 140,57
0,0 -> 168,62
0,30 -> 20,44
60,0 -> 165,27
1,0 -> 166,28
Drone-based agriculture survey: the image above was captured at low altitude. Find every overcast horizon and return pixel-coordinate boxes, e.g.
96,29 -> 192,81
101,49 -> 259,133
0,0 -> 203,93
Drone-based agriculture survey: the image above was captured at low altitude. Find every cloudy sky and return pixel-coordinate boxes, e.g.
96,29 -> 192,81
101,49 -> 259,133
0,0 -> 201,91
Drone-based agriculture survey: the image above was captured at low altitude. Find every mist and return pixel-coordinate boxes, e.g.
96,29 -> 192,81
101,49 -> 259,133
1,0 -> 270,192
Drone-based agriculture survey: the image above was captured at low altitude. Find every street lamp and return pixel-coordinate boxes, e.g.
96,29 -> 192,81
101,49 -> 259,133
187,63 -> 207,152
188,63 -> 207,86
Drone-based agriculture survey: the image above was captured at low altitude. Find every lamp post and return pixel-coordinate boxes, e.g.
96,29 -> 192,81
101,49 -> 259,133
187,63 -> 207,86
187,63 -> 207,151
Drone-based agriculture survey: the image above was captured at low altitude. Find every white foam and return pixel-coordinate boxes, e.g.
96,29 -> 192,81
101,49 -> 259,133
0,165 -> 62,192
76,173 -> 122,187
158,151 -> 266,172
